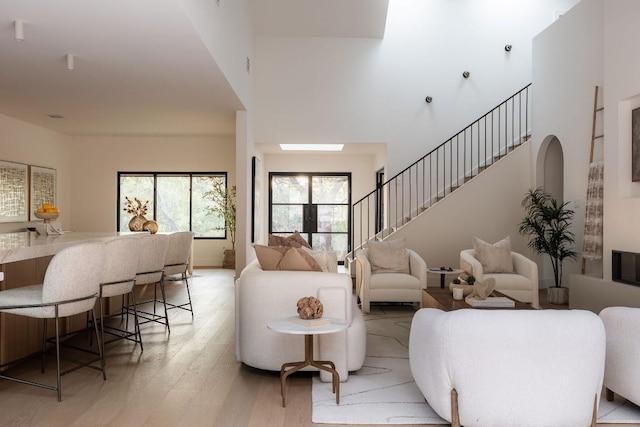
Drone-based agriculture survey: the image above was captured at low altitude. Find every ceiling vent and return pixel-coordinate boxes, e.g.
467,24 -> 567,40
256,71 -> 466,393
46,114 -> 64,119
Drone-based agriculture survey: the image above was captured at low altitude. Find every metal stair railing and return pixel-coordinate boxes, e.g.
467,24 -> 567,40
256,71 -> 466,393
349,84 -> 531,260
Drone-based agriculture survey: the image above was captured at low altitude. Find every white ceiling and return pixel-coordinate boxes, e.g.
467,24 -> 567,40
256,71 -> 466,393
0,0 -> 388,137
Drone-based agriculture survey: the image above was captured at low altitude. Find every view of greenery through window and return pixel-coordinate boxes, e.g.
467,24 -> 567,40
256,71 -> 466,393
118,173 -> 227,238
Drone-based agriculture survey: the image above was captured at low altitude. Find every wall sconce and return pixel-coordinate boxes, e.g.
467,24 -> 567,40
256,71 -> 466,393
505,44 -> 512,52
14,20 -> 24,41
425,96 -> 433,103
462,71 -> 470,79
66,54 -> 74,71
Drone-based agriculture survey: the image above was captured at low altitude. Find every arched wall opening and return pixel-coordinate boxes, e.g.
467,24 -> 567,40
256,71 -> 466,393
535,135 -> 565,288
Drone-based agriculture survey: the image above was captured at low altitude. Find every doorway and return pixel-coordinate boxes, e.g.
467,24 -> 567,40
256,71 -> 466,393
269,173 -> 351,263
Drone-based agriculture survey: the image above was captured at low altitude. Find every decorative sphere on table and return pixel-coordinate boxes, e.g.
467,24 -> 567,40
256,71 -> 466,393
297,296 -> 324,320
142,220 -> 159,234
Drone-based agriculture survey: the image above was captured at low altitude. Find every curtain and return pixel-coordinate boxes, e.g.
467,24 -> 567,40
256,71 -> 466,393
582,161 -> 604,260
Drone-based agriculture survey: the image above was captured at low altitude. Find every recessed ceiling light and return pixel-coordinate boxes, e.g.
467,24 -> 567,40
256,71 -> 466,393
46,114 -> 64,119
279,144 -> 344,152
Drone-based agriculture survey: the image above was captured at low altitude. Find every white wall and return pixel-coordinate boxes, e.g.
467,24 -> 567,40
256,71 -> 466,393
532,0 -> 604,283
254,0 -> 579,178
0,114 -> 70,234
602,0 -> 640,281
393,142 -> 534,272
65,135 -> 236,267
181,0 -> 254,110
534,0 -> 640,308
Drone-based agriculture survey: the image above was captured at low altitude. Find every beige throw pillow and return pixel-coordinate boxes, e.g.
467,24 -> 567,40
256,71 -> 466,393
279,247 -> 322,271
253,244 -> 288,270
473,236 -> 514,273
366,238 -> 410,274
268,231 -> 312,249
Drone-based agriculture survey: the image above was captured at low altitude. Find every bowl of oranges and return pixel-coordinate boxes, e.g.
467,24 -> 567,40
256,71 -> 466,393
34,203 -> 59,223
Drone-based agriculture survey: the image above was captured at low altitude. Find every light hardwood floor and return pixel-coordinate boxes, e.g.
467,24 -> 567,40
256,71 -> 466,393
0,269 -> 620,426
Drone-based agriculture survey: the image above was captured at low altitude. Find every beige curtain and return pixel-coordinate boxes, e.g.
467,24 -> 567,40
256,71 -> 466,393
582,161 -> 604,260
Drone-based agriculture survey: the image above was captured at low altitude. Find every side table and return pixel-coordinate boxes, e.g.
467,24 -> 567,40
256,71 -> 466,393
267,316 -> 349,407
428,267 -> 464,289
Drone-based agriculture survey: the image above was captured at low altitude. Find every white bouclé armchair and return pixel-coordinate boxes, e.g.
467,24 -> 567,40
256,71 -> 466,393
355,247 -> 427,314
600,306 -> 640,405
409,308 -> 606,427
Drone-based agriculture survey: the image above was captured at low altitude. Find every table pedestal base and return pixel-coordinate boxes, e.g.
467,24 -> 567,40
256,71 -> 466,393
279,334 -> 340,407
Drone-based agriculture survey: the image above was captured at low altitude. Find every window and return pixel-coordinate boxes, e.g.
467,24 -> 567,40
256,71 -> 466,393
269,173 -> 351,263
117,172 -> 227,238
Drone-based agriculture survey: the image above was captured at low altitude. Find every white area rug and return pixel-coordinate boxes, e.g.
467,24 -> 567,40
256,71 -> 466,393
312,307 -> 640,425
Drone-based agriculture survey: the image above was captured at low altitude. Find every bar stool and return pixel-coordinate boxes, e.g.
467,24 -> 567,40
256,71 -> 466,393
96,237 -> 143,353
163,231 -> 194,317
0,242 -> 106,401
130,234 -> 170,331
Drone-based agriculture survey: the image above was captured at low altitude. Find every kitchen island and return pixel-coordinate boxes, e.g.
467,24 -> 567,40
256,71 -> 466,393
0,231 -> 145,365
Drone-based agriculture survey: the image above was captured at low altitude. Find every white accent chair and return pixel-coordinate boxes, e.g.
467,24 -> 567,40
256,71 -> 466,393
0,242 -> 106,401
355,248 -> 427,313
409,308 -> 605,427
600,306 -> 640,405
460,249 -> 539,307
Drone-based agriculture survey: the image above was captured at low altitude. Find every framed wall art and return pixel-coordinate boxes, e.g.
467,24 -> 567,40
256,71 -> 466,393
251,156 -> 263,243
30,166 -> 56,220
0,160 -> 28,223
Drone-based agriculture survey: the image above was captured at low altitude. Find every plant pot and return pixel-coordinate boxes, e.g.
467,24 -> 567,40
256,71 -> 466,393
547,286 -> 569,305
223,249 -> 235,269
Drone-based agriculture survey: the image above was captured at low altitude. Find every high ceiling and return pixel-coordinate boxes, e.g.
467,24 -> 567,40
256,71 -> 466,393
0,0 -> 388,137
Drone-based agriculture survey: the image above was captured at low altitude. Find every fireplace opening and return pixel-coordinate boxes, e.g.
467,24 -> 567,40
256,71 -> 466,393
612,250 -> 640,287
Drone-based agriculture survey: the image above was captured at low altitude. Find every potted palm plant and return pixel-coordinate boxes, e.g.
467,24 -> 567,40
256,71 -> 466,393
204,181 -> 236,269
518,187 -> 577,304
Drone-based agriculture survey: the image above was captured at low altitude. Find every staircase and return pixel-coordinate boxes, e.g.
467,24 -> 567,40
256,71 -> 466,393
348,84 -> 532,261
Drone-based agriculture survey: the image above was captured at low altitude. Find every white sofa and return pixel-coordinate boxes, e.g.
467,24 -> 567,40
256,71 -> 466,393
409,308 -> 605,427
600,306 -> 640,405
460,249 -> 539,307
235,259 -> 366,382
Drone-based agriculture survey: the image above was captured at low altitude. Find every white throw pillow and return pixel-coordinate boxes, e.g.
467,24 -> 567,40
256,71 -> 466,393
473,236 -> 514,273
301,247 -> 338,273
365,238 -> 410,274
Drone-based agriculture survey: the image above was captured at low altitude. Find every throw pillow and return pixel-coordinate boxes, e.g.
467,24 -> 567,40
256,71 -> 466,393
473,236 -> 514,273
287,231 -> 312,249
365,238 -> 410,274
268,231 -> 312,249
253,244 -> 288,270
279,247 -> 322,271
301,247 -> 338,273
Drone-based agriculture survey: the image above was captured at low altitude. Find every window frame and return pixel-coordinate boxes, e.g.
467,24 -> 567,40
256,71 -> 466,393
117,171 -> 228,240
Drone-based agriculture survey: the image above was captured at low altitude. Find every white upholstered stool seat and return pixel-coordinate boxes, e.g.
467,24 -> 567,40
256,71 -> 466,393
0,242 -> 106,401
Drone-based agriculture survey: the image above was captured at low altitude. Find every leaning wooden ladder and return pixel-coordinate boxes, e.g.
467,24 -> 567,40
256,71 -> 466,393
581,85 -> 604,274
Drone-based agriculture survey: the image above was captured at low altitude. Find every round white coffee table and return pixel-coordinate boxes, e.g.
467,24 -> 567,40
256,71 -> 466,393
267,316 -> 348,407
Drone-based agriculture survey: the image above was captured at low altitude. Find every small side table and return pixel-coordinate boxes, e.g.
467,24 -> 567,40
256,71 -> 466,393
267,316 -> 349,407
428,267 -> 464,289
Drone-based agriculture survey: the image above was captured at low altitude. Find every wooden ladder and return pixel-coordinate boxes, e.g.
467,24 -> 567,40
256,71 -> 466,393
581,85 -> 604,274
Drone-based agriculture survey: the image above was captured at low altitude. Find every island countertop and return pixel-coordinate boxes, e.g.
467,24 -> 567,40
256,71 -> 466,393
0,231 -> 145,264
